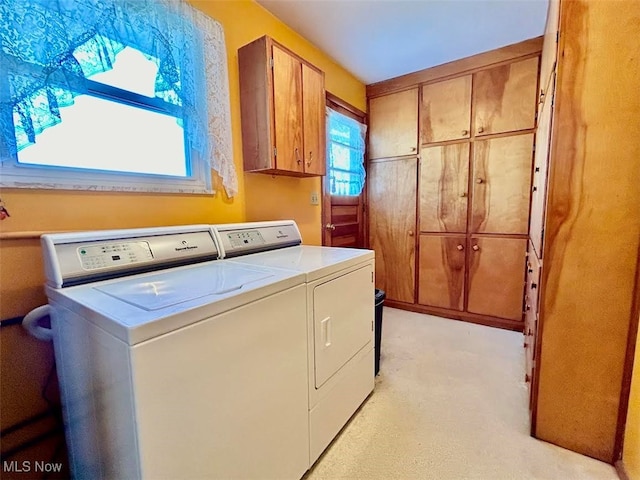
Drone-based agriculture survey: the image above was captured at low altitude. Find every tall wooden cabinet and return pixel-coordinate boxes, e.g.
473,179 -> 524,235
528,0 -> 640,464
238,36 -> 326,177
368,42 -> 540,330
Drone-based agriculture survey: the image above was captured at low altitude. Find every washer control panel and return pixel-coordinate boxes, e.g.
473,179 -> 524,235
78,241 -> 154,271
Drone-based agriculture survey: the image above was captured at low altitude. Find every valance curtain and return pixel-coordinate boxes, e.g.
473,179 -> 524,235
326,107 -> 367,196
0,0 -> 237,196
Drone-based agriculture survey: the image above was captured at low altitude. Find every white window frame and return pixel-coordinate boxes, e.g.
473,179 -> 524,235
0,49 -> 212,195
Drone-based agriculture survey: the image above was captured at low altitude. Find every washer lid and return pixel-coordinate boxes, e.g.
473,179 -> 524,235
95,264 -> 272,311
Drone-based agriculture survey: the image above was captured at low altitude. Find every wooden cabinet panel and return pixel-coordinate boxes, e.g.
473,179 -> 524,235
473,56 -> 539,136
467,236 -> 527,321
420,76 -> 472,143
238,36 -> 325,177
530,74 -> 555,258
369,158 -> 417,303
302,63 -> 325,175
418,235 -> 466,310
272,45 -> 303,173
471,134 -> 534,234
369,89 -> 418,159
419,143 -> 469,233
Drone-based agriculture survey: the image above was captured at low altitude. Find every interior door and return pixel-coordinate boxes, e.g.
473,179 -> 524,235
369,157 -> 417,303
272,45 -> 303,173
322,94 -> 368,248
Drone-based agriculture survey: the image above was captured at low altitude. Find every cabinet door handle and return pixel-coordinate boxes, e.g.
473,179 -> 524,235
462,129 -> 469,136
472,244 -> 480,251
460,192 -> 467,198
306,151 -> 312,167
476,178 -> 484,184
295,148 -> 302,164
456,244 -> 464,251
477,126 -> 485,134
410,146 -> 417,152
408,230 -> 415,237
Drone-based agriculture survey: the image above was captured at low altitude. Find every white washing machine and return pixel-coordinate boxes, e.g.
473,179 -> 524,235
25,225 -> 310,480
212,221 -> 375,464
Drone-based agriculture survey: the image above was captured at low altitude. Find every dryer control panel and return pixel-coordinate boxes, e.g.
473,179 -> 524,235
214,221 -> 302,258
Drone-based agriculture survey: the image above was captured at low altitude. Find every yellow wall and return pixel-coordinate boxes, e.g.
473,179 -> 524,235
625,323 -> 640,479
0,0 -> 365,464
190,0 -> 365,245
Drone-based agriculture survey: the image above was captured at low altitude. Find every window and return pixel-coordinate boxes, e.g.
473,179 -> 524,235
326,108 -> 367,196
0,0 -> 237,195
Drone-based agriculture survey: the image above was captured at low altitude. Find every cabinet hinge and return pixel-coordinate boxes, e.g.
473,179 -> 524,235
371,272 -> 374,283
269,57 -> 274,68
556,31 -> 559,43
372,320 -> 374,332
273,147 -> 277,158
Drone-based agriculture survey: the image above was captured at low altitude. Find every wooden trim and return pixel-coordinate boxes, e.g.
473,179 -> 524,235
326,91 -> 366,121
615,234 -> 640,461
369,154 -> 419,164
367,36 -> 543,98
615,460 -> 631,480
384,299 -> 524,332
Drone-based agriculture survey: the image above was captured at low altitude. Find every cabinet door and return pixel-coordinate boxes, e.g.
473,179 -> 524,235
272,45 -> 304,173
467,236 -> 527,321
471,134 -> 534,234
419,143 -> 469,233
369,89 -> 418,159
420,76 -> 472,143
473,56 -> 539,136
302,63 -> 326,176
418,234 -> 466,310
369,158 -> 417,303
530,74 -> 555,258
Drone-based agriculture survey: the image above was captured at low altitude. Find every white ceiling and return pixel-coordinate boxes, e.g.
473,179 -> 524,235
257,0 -> 549,85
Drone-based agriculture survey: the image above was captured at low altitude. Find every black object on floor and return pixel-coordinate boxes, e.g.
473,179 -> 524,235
374,289 -> 386,376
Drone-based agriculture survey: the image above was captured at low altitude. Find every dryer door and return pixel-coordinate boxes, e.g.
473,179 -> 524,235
313,264 -> 374,388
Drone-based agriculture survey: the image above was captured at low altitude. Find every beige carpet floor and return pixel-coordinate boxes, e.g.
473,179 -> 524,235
304,307 -> 619,480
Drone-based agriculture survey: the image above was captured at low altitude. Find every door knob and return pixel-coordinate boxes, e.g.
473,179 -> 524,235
476,178 -> 484,184
408,230 -> 415,237
325,223 -> 336,231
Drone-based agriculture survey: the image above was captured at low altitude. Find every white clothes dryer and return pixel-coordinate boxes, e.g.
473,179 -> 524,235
212,221 -> 375,464
26,225 -> 310,480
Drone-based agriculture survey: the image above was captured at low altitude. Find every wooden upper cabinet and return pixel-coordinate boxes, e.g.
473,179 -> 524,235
467,236 -> 527,321
473,56 -> 539,136
420,76 -> 472,144
301,63 -> 326,175
369,158 -> 417,303
470,134 -> 534,234
419,143 -> 469,233
238,36 -> 326,177
369,89 -> 418,159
